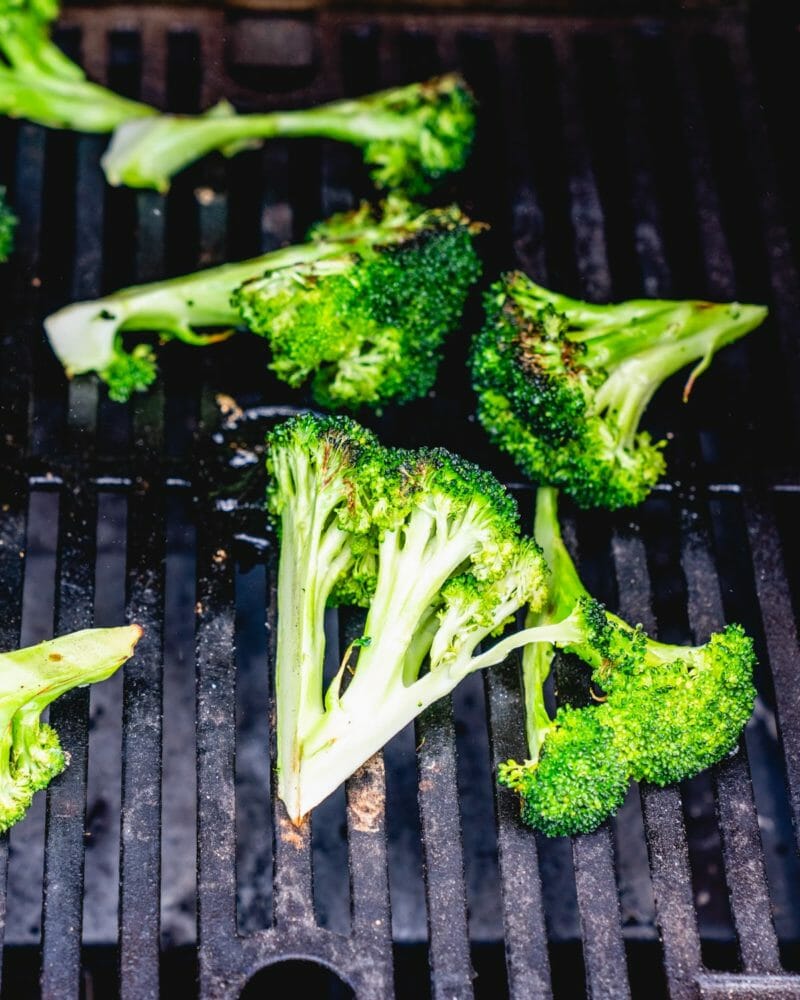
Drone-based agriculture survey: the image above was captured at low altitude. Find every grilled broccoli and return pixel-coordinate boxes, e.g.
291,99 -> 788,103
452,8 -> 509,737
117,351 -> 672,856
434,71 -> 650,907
0,624 -> 142,832
0,0 -> 155,132
100,73 -> 476,194
497,487 -> 757,837
267,413 -> 554,822
471,273 -> 768,509
0,186 -> 16,262
44,199 -> 481,407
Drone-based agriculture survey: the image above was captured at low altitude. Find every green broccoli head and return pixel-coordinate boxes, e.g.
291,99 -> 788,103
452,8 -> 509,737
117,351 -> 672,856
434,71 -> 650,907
235,201 -> 482,410
498,489 -> 758,837
358,73 -> 477,194
471,272 -> 768,509
0,186 -> 17,263
498,705 -> 630,838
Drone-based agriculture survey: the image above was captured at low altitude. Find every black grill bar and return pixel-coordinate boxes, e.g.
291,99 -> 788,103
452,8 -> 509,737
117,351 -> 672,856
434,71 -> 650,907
118,480 -> 165,998
40,479 -> 96,999
681,508 -> 781,974
612,530 -> 703,1000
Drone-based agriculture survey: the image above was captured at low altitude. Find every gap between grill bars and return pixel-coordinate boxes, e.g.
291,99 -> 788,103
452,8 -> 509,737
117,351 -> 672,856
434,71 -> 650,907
1,6 -> 800,999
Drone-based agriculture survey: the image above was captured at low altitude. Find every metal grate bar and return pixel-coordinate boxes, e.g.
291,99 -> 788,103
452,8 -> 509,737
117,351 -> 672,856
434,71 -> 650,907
697,972 -> 800,998
742,495 -> 800,850
416,699 -> 475,1000
195,514 -> 239,992
612,527 -> 702,1000
118,480 -> 166,998
680,505 -> 781,973
40,479 -> 97,999
485,657 -> 553,1000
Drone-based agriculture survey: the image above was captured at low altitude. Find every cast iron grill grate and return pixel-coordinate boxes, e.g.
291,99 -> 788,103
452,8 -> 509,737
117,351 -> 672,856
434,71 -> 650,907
1,5 -> 799,998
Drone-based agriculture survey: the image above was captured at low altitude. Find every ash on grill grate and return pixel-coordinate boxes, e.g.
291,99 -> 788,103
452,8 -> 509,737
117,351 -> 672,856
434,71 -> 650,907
1,5 -> 800,999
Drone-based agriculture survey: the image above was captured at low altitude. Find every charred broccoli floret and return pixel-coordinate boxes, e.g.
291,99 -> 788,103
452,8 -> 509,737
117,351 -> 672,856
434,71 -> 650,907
471,273 -> 768,509
497,487 -> 757,837
44,199 -> 482,407
101,73 -> 476,194
267,413 -> 552,822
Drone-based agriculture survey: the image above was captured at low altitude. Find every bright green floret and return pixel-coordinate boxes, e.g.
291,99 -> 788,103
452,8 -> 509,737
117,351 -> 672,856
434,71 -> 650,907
267,413 -> 553,823
101,73 -> 476,193
471,272 -> 769,509
44,199 -> 482,408
496,487 -> 758,837
0,186 -> 17,262
0,0 -> 156,132
0,624 -> 142,832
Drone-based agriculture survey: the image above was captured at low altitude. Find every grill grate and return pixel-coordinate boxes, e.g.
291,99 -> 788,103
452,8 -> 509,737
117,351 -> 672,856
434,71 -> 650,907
1,5 -> 800,998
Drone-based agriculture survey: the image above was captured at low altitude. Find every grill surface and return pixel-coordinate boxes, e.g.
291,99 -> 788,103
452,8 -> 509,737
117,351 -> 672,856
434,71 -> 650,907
1,5 -> 800,998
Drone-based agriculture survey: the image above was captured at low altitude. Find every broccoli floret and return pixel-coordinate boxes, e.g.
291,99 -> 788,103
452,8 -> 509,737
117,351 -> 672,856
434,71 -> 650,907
0,624 -> 142,832
236,201 -> 482,409
0,186 -> 17,262
44,199 -> 482,408
496,487 -> 757,837
471,273 -> 768,509
0,0 -> 155,132
267,414 -> 552,822
100,73 -> 476,194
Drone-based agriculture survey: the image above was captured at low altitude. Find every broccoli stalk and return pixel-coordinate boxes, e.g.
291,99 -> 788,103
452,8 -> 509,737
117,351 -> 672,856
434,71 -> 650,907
100,74 -> 475,193
471,273 -> 768,509
497,487 -> 757,837
268,413 -> 560,823
0,0 -> 155,132
0,186 -> 17,262
0,624 -> 142,832
44,198 -> 481,407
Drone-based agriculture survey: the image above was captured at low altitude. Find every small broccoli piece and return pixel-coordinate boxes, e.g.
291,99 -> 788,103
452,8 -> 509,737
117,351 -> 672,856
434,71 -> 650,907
471,273 -> 768,509
45,199 -> 482,408
0,624 -> 142,832
268,414 -> 555,822
0,186 -> 17,262
100,73 -> 476,193
0,0 -> 155,132
496,487 -> 757,837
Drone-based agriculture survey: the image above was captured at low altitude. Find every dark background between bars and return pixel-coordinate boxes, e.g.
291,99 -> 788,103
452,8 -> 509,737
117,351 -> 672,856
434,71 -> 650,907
1,4 -> 800,998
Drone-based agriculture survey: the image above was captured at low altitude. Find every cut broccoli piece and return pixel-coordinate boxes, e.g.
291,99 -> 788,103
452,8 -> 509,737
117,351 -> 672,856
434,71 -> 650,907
0,0 -> 155,132
0,186 -> 17,262
100,73 -> 476,193
267,413 -> 555,822
44,199 -> 482,408
470,273 -> 768,509
497,487 -> 757,837
0,624 -> 142,832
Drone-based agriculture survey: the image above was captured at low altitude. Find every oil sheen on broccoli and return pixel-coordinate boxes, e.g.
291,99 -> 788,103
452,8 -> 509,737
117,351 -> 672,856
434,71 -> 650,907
0,0 -> 155,132
0,624 -> 142,832
0,186 -> 16,262
497,487 -> 757,838
101,73 -> 476,194
44,199 -> 482,407
471,272 -> 768,509
266,413 -> 578,823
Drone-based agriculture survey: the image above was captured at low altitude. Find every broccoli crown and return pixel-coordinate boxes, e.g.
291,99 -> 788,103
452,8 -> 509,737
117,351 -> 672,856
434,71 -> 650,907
0,186 -> 17,262
0,624 -> 141,833
235,201 -> 482,410
471,272 -> 768,509
499,488 -> 758,837
265,411 -> 377,520
498,706 -> 629,838
359,73 -> 477,194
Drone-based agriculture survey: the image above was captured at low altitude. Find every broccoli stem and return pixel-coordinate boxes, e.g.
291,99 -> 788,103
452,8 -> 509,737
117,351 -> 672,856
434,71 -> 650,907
44,239 -> 351,378
102,104 -> 418,192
